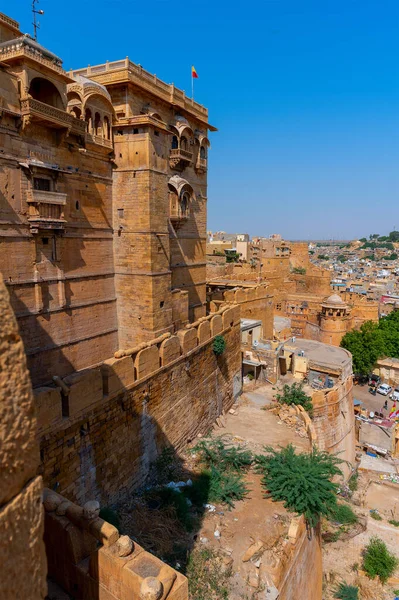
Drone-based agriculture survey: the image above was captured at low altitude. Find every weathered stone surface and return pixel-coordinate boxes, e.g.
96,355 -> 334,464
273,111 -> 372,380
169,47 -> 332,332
34,386 -> 62,432
0,476 -> 47,600
0,275 -> 40,505
63,368 -> 103,416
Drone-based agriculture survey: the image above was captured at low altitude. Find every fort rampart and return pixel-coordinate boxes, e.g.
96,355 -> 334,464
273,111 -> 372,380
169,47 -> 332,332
36,306 -> 242,505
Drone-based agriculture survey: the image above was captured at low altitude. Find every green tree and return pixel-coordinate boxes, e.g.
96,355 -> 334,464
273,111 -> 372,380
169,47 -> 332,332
255,444 -> 343,528
389,230 -> 399,242
341,321 -> 386,374
275,382 -> 313,413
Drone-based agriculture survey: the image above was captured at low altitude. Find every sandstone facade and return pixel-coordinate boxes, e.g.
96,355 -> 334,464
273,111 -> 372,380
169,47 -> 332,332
0,12 -> 214,386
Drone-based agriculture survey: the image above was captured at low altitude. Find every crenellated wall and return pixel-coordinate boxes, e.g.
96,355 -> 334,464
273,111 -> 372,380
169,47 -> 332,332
36,306 -> 242,505
208,284 -> 274,339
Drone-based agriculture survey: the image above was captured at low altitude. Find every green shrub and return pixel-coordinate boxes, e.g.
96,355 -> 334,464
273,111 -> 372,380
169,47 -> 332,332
191,438 -> 252,472
328,503 -> 358,525
213,335 -> 226,356
275,382 -> 313,414
362,536 -> 398,583
333,582 -> 358,600
370,510 -> 382,521
292,266 -> 306,274
207,466 -> 249,508
255,444 -> 343,528
348,472 -> 358,492
388,519 -> 399,527
190,438 -> 252,508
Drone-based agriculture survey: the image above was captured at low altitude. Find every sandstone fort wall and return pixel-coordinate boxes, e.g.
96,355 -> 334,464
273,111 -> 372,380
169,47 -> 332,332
37,307 -> 242,505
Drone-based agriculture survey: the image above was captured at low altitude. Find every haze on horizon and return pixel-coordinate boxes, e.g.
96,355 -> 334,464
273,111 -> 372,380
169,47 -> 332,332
11,0 -> 399,240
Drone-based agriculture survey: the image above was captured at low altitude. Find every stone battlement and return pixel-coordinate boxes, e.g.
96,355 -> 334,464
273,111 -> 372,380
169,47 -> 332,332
35,305 -> 240,435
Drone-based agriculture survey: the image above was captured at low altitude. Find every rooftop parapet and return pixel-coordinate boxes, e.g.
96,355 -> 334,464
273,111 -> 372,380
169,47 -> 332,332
71,58 -> 213,126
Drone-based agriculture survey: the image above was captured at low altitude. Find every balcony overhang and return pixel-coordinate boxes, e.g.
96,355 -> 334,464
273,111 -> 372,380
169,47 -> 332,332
28,190 -> 67,205
20,97 -> 86,135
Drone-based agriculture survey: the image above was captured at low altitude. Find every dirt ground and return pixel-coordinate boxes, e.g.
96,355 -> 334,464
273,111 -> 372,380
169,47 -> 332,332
322,469 -> 399,600
186,388 -> 310,599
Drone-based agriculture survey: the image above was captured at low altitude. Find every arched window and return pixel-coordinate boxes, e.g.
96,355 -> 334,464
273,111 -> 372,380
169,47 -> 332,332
200,146 -> 206,159
104,116 -> 111,140
181,137 -> 187,151
71,107 -> 81,119
94,112 -> 102,136
171,135 -> 178,149
28,77 -> 64,109
85,108 -> 92,133
180,192 -> 190,217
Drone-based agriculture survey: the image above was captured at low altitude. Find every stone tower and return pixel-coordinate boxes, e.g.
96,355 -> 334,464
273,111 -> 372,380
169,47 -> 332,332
319,294 -> 350,346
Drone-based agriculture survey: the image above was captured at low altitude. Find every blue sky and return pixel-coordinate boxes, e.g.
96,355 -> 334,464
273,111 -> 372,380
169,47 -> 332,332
10,0 -> 399,240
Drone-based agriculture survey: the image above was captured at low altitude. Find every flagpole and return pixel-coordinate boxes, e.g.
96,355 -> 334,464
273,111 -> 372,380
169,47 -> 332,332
192,73 -> 194,101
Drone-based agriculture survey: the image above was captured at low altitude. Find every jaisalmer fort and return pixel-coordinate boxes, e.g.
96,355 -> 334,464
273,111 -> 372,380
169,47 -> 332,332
1,7 -> 399,600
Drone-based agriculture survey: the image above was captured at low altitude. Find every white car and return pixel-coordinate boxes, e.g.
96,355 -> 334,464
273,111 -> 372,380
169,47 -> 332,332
377,383 -> 392,396
390,387 -> 399,401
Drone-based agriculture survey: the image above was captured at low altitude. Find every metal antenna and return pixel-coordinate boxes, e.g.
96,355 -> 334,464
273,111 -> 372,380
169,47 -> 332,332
32,0 -> 44,41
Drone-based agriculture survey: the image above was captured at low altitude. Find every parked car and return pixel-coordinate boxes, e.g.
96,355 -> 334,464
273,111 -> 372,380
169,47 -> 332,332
390,387 -> 399,401
377,383 -> 392,396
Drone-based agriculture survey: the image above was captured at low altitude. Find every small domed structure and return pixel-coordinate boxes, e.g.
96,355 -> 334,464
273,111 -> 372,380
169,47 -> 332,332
324,293 -> 344,305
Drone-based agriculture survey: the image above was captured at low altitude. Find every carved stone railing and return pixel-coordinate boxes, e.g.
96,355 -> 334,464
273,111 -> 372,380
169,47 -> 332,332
72,58 -> 208,121
169,148 -> 192,171
27,189 -> 67,232
28,190 -> 67,205
85,132 -> 113,148
20,98 -> 86,135
0,44 -> 65,75
195,157 -> 207,173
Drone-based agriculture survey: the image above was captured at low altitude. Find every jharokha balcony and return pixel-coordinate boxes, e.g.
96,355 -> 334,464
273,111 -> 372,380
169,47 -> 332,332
20,97 -> 86,136
169,147 -> 193,171
195,156 -> 207,174
27,189 -> 67,233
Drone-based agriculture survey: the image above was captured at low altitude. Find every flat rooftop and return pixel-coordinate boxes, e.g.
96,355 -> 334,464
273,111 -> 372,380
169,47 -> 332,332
284,338 -> 351,369
241,318 -> 262,330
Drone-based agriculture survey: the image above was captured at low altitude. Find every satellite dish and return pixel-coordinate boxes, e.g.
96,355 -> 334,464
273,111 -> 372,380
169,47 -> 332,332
253,340 -> 258,347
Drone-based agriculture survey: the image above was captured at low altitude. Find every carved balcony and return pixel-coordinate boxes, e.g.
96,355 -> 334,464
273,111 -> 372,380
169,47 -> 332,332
20,97 -> 86,135
169,201 -> 189,229
27,189 -> 67,233
169,148 -> 193,171
195,157 -> 207,174
85,132 -> 113,149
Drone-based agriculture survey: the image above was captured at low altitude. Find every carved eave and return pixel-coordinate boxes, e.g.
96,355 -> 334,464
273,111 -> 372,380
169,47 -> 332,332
115,114 -> 171,134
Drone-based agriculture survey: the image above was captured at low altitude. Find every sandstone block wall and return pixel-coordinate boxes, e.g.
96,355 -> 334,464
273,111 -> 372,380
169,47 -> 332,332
38,308 -> 242,505
0,275 -> 47,600
43,488 -> 187,600
278,519 -> 322,600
